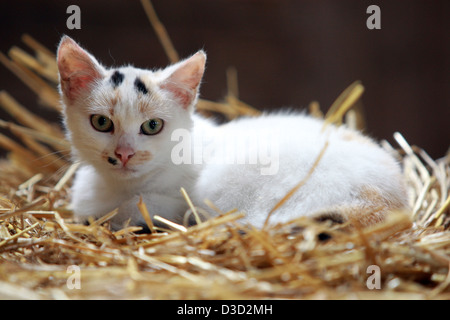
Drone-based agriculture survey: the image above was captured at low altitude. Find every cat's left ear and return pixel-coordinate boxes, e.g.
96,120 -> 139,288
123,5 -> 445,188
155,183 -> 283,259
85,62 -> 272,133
57,36 -> 105,102
160,51 -> 206,110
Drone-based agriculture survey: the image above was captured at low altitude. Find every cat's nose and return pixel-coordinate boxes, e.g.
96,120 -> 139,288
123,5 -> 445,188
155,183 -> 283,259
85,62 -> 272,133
114,147 -> 135,166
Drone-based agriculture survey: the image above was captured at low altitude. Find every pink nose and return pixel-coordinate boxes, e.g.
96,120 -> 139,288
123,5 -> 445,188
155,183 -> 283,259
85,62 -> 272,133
114,147 -> 135,166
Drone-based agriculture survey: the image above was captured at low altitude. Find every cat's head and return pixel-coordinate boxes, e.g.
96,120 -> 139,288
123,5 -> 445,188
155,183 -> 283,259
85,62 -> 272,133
57,36 -> 206,179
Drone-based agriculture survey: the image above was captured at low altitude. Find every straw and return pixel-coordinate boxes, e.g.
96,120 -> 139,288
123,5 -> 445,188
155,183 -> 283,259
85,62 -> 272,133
0,1 -> 448,300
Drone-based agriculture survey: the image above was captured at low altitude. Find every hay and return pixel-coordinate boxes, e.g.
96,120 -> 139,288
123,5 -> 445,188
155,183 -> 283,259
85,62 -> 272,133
0,1 -> 449,300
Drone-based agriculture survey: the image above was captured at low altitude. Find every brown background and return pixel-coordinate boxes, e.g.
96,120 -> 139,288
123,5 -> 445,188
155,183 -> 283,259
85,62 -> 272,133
0,0 -> 448,158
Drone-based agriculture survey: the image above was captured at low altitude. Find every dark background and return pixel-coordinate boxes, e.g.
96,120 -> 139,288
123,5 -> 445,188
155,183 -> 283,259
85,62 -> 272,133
0,0 -> 448,158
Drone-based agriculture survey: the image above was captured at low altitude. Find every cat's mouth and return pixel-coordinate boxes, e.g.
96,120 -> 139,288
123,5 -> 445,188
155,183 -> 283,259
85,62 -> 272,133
112,166 -> 138,175
107,156 -> 138,174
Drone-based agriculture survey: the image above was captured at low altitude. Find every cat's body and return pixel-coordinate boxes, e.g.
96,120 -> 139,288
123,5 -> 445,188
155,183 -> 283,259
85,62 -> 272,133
193,113 -> 408,227
57,36 -> 408,230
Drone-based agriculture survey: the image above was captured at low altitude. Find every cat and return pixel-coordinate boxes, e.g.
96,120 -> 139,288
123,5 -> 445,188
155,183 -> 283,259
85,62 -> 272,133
57,36 -> 409,231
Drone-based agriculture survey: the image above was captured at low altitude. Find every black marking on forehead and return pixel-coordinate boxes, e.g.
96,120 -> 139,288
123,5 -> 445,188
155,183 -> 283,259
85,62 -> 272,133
110,70 -> 124,88
134,77 -> 148,94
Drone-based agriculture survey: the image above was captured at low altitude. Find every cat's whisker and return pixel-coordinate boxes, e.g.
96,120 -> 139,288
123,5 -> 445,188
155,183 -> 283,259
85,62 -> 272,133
31,149 -> 70,166
54,162 -> 80,191
42,162 -> 74,185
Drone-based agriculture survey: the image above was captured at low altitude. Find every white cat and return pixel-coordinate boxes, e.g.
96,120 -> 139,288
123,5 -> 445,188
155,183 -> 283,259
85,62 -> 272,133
57,36 -> 408,231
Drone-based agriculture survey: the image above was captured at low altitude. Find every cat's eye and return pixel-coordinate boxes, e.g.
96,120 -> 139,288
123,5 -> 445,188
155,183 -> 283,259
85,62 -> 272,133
90,114 -> 114,133
140,118 -> 164,135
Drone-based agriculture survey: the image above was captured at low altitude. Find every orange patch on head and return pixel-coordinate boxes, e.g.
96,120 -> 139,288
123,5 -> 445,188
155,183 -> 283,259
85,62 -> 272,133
108,91 -> 121,116
138,99 -> 152,114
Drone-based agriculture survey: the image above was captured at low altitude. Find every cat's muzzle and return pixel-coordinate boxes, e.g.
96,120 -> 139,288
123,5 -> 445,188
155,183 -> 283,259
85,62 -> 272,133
108,157 -> 118,165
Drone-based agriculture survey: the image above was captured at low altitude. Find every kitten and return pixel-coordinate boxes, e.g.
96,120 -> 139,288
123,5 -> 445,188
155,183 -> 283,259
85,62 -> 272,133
57,36 -> 408,231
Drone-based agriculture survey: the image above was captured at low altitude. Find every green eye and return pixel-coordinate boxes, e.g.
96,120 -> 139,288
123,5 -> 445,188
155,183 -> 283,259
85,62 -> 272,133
141,118 -> 164,135
90,114 -> 114,132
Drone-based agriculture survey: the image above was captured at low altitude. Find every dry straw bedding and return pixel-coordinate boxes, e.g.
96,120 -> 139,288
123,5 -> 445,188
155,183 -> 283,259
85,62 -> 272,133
0,1 -> 449,300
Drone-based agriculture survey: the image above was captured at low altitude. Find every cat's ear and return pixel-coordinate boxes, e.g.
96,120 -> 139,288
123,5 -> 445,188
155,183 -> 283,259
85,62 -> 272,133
57,36 -> 105,102
160,51 -> 206,110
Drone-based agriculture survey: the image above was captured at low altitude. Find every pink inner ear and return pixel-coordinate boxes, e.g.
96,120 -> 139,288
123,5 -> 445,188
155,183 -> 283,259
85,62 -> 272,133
57,37 -> 103,101
59,63 -> 99,99
160,82 -> 195,110
160,51 -> 206,110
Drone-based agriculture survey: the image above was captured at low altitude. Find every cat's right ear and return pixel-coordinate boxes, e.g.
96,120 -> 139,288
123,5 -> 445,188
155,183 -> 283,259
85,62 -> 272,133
160,51 -> 206,111
57,36 -> 105,102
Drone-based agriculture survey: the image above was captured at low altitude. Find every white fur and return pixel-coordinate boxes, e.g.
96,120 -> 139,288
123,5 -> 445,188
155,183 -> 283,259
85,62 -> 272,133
58,36 -> 202,230
192,113 -> 408,228
58,37 -> 408,230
